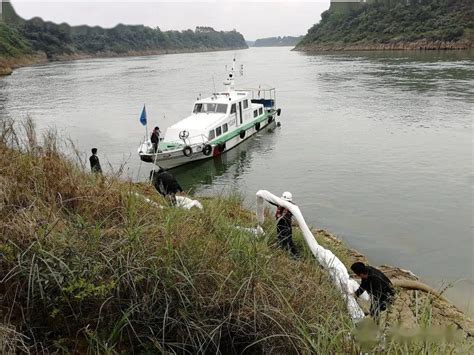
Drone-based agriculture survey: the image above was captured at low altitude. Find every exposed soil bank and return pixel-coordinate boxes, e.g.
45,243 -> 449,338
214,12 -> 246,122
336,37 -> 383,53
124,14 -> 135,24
295,39 -> 472,52
0,53 -> 48,76
0,46 -> 246,76
314,229 -> 474,339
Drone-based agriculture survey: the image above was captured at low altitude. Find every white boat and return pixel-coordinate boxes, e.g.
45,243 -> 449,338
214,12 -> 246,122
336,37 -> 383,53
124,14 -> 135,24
138,60 -> 281,169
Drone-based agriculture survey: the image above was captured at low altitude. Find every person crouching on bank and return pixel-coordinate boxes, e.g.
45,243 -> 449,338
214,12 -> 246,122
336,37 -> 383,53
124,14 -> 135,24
150,168 -> 183,206
351,262 -> 395,320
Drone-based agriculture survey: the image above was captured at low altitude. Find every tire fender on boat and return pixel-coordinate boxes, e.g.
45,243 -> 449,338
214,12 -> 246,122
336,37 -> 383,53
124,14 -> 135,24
182,146 -> 193,157
255,122 -> 261,131
239,130 -> 246,139
268,116 -> 274,124
202,144 -> 212,156
277,108 -> 282,116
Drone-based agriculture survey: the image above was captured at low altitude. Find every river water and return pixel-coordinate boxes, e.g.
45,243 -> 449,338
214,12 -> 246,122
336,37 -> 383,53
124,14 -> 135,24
0,47 -> 472,314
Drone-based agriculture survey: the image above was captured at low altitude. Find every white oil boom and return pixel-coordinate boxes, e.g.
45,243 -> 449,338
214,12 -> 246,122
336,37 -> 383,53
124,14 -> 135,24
256,190 -> 368,321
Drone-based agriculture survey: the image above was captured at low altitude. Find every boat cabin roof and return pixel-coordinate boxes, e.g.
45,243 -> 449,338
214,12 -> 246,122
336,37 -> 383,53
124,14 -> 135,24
196,91 -> 251,104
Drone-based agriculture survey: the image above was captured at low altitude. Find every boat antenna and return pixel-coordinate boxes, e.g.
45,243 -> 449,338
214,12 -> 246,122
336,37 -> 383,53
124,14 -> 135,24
223,57 -> 236,92
212,76 -> 217,96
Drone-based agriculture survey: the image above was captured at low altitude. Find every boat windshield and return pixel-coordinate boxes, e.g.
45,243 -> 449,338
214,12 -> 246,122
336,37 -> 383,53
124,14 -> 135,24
193,103 -> 228,114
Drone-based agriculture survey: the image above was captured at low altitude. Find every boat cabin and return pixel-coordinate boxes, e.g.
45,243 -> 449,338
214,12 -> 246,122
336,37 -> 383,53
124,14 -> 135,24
162,90 -> 269,148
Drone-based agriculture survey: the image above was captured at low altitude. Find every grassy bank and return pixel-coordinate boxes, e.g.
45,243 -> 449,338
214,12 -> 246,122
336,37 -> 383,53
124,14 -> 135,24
296,0 -> 473,51
1,118 -> 472,353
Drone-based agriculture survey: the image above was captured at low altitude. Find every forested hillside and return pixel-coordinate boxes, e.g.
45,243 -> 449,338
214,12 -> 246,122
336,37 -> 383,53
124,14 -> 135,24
253,36 -> 303,47
0,2 -> 247,74
19,19 -> 247,59
296,0 -> 473,51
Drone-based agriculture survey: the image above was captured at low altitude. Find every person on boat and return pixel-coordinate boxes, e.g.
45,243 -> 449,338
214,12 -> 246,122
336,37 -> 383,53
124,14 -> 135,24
89,148 -> 102,174
150,167 -> 183,206
351,262 -> 395,320
151,126 -> 161,153
273,192 -> 299,258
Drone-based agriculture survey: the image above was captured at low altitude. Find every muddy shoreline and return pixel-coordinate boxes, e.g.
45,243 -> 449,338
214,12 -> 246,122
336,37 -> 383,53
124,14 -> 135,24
314,229 -> 473,339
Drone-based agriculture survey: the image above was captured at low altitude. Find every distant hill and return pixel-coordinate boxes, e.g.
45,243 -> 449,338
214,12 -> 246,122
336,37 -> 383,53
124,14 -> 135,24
253,36 -> 303,47
0,2 -> 247,74
296,0 -> 473,51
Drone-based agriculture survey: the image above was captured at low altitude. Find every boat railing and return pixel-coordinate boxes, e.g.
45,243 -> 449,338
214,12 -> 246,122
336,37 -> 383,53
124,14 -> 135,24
238,87 -> 277,107
185,134 -> 210,147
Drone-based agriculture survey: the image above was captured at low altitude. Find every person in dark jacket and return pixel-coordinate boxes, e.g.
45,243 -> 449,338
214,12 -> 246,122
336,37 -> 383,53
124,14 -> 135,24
351,262 -> 395,319
89,148 -> 102,174
274,191 -> 299,258
151,127 -> 161,153
150,168 -> 183,205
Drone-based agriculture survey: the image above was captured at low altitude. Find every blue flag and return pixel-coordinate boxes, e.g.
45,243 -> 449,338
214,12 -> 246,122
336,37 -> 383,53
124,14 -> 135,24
139,105 -> 147,126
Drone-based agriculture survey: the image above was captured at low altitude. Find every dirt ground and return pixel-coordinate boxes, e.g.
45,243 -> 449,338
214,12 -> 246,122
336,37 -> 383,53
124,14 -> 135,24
314,229 -> 474,342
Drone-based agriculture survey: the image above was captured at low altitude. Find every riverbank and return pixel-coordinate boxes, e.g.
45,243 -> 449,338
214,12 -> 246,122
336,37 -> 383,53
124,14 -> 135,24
295,39 -> 472,52
315,230 -> 474,339
0,119 -> 472,352
0,46 -> 246,76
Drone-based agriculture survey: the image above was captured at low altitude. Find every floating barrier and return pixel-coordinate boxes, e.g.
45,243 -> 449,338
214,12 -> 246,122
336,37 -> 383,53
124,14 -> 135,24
256,190 -> 368,321
132,192 -> 203,210
176,195 -> 203,210
234,225 -> 265,236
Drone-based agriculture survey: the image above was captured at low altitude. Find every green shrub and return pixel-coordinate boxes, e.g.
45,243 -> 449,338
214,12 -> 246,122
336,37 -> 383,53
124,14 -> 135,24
298,0 -> 473,47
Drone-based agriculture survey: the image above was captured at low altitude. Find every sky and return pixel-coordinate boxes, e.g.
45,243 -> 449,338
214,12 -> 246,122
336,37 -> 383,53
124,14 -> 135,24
10,0 -> 330,40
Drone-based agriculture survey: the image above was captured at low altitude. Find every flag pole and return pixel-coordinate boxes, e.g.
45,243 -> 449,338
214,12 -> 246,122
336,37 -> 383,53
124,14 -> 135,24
144,104 -> 148,142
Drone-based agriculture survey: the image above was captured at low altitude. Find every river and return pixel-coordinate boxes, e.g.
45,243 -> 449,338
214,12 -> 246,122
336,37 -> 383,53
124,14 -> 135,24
0,47 -> 472,314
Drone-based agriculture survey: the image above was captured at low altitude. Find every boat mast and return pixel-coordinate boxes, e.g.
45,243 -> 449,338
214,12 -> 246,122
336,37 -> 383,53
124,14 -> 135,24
223,58 -> 236,92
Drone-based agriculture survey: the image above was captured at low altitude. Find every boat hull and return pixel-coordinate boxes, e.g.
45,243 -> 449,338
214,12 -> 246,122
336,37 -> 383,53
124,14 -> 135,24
140,117 -> 277,169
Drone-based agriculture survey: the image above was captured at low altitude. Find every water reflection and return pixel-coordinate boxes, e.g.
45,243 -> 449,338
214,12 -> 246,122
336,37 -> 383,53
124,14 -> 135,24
172,126 -> 278,193
311,50 -> 474,98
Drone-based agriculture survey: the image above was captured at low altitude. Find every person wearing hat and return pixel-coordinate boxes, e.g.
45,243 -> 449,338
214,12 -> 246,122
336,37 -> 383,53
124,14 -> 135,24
274,191 -> 299,258
151,126 -> 161,153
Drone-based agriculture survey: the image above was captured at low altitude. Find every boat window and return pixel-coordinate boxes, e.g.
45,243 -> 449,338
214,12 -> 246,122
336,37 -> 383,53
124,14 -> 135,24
208,130 -> 215,140
223,123 -> 228,133
253,110 -> 258,118
207,103 -> 218,112
193,103 -> 203,113
216,126 -> 222,137
216,104 -> 228,113
194,103 -> 228,114
231,104 -> 236,114
243,100 -> 249,109
259,107 -> 263,115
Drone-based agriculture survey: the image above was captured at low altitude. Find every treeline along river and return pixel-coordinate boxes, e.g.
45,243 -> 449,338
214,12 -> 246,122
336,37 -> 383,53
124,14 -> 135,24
0,47 -> 472,314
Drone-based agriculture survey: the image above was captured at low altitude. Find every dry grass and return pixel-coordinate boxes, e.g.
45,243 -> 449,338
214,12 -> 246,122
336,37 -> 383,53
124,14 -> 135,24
0,117 -> 470,353
0,118 -> 353,353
